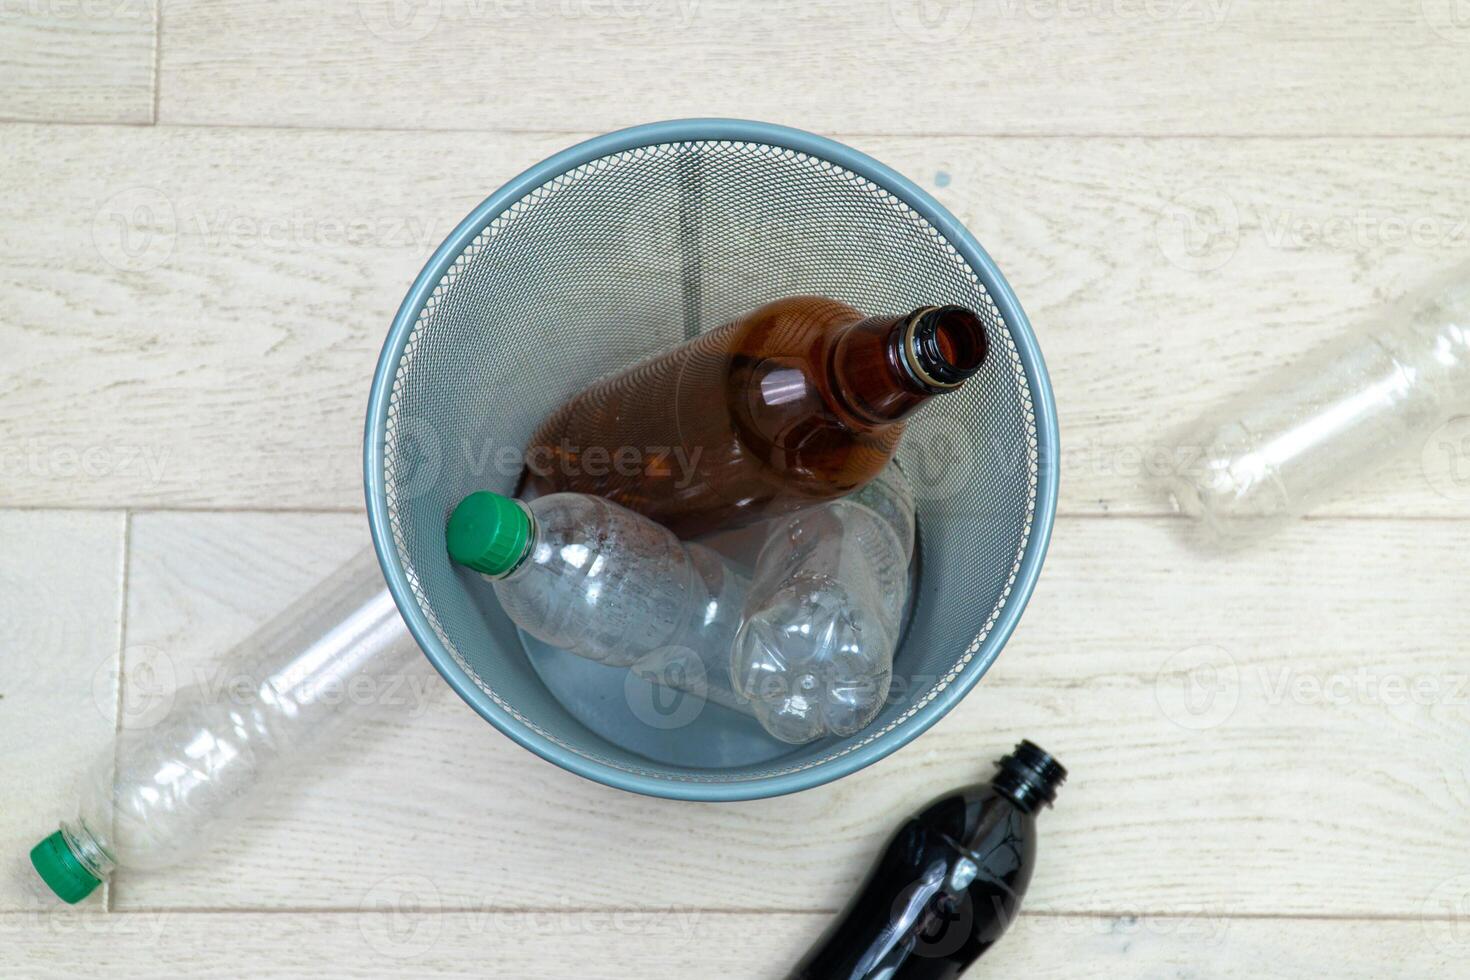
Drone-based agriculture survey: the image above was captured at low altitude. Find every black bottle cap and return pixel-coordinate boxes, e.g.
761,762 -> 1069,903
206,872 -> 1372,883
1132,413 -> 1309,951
991,740 -> 1067,813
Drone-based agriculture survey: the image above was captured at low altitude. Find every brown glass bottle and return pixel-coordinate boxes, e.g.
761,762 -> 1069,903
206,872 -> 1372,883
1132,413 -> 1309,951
523,296 -> 989,538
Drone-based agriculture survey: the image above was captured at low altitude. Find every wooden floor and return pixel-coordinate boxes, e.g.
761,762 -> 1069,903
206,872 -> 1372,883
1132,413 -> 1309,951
3,2 -> 1469,977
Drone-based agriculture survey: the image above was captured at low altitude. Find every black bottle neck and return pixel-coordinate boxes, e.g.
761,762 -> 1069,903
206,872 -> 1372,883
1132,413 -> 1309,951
989,740 -> 1067,815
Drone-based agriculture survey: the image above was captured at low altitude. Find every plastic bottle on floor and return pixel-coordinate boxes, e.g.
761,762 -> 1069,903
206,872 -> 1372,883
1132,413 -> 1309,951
789,741 -> 1066,978
1163,263 -> 1470,545
28,549 -> 428,904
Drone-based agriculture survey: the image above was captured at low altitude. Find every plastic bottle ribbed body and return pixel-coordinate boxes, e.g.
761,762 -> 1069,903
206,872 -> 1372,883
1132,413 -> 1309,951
1164,269 -> 1470,544
62,549 -> 425,876
732,464 -> 917,743
490,493 -> 749,671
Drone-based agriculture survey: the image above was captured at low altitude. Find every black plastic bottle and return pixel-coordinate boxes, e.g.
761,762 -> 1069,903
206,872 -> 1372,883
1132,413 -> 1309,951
789,741 -> 1066,980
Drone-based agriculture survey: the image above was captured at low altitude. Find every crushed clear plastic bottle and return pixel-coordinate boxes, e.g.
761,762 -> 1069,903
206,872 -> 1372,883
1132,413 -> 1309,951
29,548 -> 427,904
731,463 -> 917,743
448,491 -> 749,688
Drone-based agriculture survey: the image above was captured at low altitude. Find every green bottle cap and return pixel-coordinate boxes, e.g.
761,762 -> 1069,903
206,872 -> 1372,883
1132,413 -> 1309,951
30,831 -> 101,904
446,491 -> 532,577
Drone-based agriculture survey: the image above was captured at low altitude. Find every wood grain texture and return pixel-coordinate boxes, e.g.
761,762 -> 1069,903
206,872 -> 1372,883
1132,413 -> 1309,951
154,0 -> 1470,137
0,3 -> 156,124
0,910 -> 1463,978
4,122 -> 1470,518
106,511 -> 1470,918
0,511 -> 125,911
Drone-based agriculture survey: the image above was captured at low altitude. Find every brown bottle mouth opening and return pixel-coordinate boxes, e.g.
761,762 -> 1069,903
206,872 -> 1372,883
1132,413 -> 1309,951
903,305 -> 989,389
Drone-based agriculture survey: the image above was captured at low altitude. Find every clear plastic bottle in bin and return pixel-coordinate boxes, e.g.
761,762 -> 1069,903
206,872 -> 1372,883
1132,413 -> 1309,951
28,548 -> 426,904
1164,263 -> 1470,544
447,478 -> 918,745
446,490 -> 748,705
732,463 -> 917,744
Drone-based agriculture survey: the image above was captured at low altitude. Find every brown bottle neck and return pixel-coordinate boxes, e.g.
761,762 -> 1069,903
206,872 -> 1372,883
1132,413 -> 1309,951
828,306 -> 989,426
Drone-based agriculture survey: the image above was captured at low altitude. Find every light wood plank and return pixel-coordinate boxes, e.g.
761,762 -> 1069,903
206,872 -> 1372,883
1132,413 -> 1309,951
1,910 -> 1463,978
5,123 -> 1470,518
0,124 -> 562,513
0,511 -> 125,910
155,0 -> 1470,137
0,3 -> 156,124
108,511 -> 1469,917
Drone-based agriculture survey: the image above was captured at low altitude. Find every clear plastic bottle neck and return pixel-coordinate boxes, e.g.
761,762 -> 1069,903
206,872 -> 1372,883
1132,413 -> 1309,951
60,818 -> 116,881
